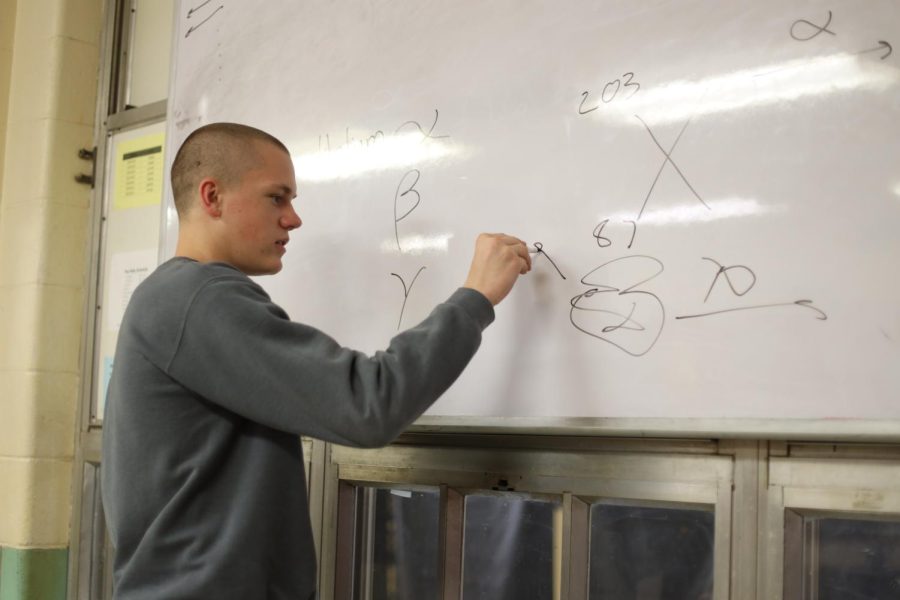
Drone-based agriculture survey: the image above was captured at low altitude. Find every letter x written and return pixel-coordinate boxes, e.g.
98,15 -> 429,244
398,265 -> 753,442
635,115 -> 709,220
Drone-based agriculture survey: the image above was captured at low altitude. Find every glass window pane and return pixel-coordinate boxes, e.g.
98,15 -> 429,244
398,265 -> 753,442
589,503 -> 714,600
462,493 -> 561,600
803,516 -> 900,599
128,0 -> 175,106
369,487 -> 440,600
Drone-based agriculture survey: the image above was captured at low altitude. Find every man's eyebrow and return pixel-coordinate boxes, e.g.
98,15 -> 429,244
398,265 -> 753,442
270,184 -> 297,198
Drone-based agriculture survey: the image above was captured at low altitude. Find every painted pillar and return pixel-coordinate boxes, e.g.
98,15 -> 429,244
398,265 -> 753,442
0,0 -> 103,598
0,0 -> 13,196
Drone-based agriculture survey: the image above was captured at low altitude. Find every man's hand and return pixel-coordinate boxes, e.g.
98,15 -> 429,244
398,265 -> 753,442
463,233 -> 531,306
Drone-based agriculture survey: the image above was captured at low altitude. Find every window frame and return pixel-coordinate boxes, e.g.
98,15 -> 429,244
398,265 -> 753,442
324,438 -> 734,600
763,445 -> 900,600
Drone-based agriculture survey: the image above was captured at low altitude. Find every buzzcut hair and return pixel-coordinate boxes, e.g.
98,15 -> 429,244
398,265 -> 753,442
170,122 -> 290,217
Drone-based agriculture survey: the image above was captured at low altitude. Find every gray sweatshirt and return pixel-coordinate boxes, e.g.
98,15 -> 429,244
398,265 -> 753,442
101,257 -> 494,599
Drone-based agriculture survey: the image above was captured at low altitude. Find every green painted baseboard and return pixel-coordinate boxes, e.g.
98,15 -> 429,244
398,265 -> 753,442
0,547 -> 67,600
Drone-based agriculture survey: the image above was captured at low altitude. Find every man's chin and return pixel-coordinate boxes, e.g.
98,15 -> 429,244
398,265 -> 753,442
242,262 -> 283,277
265,260 -> 285,275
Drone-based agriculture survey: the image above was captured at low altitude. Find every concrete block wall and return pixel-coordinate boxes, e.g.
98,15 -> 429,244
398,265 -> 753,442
0,0 -> 13,197
0,0 -> 103,598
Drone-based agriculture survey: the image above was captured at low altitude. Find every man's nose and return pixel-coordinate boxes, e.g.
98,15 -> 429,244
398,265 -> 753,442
281,205 -> 302,230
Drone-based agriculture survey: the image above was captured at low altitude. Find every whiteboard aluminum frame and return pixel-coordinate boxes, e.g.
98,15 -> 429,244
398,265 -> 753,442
410,417 -> 900,443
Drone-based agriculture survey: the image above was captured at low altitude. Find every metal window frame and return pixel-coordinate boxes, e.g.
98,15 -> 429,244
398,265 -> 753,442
72,461 -> 114,599
323,438 -> 735,600
68,0 -> 125,596
106,0 -> 135,114
75,0 -> 170,435
70,111 -> 170,598
68,0 -> 171,597
763,446 -> 900,600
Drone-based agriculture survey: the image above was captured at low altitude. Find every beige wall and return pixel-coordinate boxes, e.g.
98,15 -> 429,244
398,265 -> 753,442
0,0 -> 102,556
0,0 -> 16,204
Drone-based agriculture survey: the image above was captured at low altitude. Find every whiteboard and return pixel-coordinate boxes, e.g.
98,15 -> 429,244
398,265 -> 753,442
164,0 -> 900,437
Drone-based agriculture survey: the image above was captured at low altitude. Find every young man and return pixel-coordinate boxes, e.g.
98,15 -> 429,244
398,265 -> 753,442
102,122 -> 530,599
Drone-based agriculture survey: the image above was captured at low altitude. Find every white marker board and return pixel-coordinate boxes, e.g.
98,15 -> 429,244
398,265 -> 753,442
164,0 -> 900,438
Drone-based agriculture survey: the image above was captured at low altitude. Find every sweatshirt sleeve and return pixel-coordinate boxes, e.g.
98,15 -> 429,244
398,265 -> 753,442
165,275 -> 494,447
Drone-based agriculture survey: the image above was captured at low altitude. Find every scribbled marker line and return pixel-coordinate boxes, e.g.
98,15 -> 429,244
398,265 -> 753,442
569,294 -> 665,357
187,0 -> 212,18
675,299 -> 827,320
532,242 -> 566,280
790,10 -> 835,42
393,170 -> 421,252
391,267 -> 426,330
569,255 -> 667,357
635,115 -> 709,220
601,302 -> 644,334
856,40 -> 893,60
593,219 -> 637,249
701,257 -> 756,303
185,5 -> 223,38
395,109 -> 450,141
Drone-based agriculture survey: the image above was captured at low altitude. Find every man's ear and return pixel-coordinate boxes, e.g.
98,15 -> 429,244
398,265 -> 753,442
198,178 -> 223,217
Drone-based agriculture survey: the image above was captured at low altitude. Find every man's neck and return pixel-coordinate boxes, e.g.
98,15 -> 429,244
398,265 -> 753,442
174,226 -> 216,264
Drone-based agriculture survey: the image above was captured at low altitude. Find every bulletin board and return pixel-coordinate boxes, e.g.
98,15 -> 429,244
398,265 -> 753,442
93,122 -> 165,420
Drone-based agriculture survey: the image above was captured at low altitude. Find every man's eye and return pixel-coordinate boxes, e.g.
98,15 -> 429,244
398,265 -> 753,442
270,195 -> 284,204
